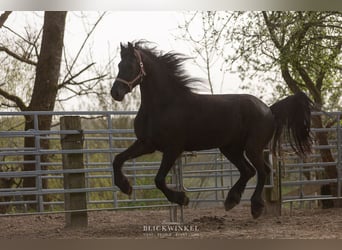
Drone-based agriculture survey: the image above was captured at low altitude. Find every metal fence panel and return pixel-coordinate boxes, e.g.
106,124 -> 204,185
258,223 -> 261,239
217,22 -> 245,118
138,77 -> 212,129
279,112 -> 342,208
0,111 -> 176,216
0,110 -> 341,217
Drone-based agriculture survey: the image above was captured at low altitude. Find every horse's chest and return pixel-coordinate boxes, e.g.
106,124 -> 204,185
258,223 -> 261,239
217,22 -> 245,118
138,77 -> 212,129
134,111 -> 179,148
134,113 -> 163,139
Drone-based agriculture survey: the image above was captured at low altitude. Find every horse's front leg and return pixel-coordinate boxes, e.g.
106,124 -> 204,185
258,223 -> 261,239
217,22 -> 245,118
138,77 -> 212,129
113,140 -> 155,195
155,150 -> 189,206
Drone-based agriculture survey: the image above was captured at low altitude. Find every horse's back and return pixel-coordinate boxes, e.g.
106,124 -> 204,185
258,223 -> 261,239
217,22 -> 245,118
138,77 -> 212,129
181,93 -> 274,151
218,94 -> 275,141
197,93 -> 272,121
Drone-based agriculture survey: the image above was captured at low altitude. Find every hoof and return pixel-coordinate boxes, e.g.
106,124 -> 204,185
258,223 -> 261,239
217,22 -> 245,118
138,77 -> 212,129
116,178 -> 133,195
251,207 -> 264,219
251,200 -> 264,219
224,193 -> 241,211
174,191 -> 189,206
224,200 -> 238,211
124,185 -> 133,196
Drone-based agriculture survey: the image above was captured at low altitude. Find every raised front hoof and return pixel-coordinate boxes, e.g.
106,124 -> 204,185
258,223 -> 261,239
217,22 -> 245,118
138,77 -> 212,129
122,185 -> 133,196
251,201 -> 265,219
224,193 -> 240,211
115,179 -> 133,195
174,192 -> 190,206
224,200 -> 238,211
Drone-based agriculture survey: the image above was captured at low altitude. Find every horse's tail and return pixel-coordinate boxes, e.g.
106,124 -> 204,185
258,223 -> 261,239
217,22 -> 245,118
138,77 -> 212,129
270,91 -> 313,156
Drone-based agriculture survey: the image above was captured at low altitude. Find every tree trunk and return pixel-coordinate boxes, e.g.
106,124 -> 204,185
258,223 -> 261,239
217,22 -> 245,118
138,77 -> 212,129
23,11 -> 67,210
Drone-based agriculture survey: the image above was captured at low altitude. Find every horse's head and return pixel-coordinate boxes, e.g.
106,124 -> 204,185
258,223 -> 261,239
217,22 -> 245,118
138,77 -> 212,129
111,42 -> 146,101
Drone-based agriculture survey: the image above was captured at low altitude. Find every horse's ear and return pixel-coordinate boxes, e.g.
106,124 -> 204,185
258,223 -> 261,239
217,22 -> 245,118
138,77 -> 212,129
120,42 -> 125,51
120,42 -> 126,58
120,42 -> 134,57
127,42 -> 134,54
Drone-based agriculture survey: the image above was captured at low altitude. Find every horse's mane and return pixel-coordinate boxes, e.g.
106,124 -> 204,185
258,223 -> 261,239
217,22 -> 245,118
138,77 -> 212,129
132,40 -> 202,92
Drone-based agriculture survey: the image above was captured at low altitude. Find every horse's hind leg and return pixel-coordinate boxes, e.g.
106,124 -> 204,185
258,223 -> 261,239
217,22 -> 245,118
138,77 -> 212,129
245,148 -> 268,219
219,147 -> 256,211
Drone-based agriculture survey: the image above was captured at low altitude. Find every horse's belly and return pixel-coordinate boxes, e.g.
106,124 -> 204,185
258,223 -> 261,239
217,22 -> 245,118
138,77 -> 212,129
183,125 -> 243,151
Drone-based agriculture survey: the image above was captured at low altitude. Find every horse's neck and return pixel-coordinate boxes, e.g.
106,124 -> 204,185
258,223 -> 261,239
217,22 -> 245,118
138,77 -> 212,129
140,75 -> 186,108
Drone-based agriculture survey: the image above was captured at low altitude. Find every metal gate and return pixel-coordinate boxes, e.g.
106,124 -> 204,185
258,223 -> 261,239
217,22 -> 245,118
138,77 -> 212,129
279,112 -> 342,208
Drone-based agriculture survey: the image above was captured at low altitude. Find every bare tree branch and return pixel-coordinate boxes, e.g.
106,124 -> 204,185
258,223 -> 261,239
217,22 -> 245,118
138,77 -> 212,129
58,62 -> 96,89
1,12 -> 111,113
0,46 -> 37,66
70,74 -> 107,86
0,85 -> 27,110
0,11 -> 12,28
62,12 -> 106,84
2,24 -> 39,49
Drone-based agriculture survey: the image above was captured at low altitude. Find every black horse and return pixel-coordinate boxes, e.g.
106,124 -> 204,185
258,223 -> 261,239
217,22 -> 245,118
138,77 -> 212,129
111,41 -> 312,219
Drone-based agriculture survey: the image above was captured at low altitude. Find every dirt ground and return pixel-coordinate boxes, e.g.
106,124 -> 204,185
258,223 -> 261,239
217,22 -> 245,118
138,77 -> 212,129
0,204 -> 341,239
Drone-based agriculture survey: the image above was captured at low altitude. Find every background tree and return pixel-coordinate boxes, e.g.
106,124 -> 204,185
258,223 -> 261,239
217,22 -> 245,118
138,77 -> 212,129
0,11 -> 67,207
260,11 -> 341,207
0,11 -> 110,209
179,11 -> 342,207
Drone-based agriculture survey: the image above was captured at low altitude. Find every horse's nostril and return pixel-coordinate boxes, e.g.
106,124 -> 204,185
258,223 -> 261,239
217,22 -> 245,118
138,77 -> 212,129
111,86 -> 125,101
111,87 -> 117,99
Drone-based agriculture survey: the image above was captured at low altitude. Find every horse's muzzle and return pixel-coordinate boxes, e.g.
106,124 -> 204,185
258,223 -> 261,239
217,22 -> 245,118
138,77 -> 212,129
111,81 -> 128,101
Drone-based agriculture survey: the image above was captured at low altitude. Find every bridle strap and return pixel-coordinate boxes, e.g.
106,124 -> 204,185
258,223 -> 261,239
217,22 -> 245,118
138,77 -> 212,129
115,49 -> 146,91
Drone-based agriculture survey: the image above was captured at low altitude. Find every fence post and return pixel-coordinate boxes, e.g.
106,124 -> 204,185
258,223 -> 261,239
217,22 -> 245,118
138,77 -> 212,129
264,150 -> 281,216
60,116 -> 88,228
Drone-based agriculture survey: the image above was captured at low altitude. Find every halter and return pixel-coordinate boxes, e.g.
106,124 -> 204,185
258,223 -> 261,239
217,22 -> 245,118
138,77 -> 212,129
115,49 -> 147,91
